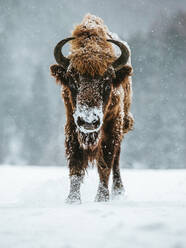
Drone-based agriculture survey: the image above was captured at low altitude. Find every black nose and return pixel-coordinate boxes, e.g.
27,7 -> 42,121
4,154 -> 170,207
77,116 -> 100,130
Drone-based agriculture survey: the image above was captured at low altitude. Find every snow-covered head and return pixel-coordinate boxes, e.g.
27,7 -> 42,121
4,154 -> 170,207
51,14 -> 132,150
73,70 -> 114,150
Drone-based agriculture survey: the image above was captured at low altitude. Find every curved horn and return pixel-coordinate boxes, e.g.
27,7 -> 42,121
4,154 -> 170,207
107,39 -> 130,70
54,37 -> 75,68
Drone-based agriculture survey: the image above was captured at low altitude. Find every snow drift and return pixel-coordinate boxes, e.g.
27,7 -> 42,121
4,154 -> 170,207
0,166 -> 186,248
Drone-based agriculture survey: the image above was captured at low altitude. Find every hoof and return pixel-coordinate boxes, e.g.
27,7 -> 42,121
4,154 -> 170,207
95,193 -> 109,202
111,185 -> 125,199
95,185 -> 109,202
66,193 -> 81,204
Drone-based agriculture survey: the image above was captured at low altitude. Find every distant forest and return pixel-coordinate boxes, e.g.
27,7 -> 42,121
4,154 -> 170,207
0,4 -> 185,168
125,11 -> 186,168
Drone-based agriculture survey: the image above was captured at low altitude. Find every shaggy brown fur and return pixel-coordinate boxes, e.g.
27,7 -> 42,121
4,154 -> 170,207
50,14 -> 134,203
69,15 -> 115,76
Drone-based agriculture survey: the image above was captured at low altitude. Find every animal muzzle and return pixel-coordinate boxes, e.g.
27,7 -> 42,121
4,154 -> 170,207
77,116 -> 100,131
74,106 -> 103,133
73,106 -> 103,150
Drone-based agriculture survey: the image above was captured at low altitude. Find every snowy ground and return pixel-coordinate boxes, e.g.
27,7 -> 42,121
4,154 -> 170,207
0,166 -> 186,248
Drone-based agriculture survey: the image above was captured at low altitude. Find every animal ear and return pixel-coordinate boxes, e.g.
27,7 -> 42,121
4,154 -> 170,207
113,65 -> 133,86
50,64 -> 68,85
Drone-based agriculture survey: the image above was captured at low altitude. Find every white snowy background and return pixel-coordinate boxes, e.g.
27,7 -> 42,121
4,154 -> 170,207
1,0 -> 186,168
0,166 -> 186,248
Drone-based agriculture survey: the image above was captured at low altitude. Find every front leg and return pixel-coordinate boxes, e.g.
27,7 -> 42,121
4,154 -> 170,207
95,140 -> 116,202
66,170 -> 84,204
65,122 -> 88,204
95,113 -> 124,202
66,150 -> 87,204
95,164 -> 111,202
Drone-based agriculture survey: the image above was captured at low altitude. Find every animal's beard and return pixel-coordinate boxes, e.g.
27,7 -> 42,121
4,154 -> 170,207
78,131 -> 101,151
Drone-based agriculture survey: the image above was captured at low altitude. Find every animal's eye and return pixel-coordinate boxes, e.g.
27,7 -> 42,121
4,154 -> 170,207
104,84 -> 111,93
68,80 -> 77,91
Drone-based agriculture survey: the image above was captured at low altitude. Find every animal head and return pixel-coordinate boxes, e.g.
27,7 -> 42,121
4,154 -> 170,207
50,15 -> 132,150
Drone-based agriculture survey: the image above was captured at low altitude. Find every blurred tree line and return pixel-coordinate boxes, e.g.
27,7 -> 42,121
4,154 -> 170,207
123,11 -> 186,168
0,2 -> 185,168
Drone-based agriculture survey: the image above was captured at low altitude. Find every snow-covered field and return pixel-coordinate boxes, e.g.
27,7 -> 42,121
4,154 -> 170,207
0,166 -> 186,248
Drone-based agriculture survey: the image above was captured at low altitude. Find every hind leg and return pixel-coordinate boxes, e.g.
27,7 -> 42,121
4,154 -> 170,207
112,147 -> 124,197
